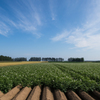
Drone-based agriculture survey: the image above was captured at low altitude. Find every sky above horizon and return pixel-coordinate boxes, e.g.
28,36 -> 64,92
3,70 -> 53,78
0,0 -> 100,61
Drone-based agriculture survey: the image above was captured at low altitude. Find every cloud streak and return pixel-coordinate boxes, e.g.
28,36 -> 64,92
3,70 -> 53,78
51,30 -> 70,41
49,0 -> 56,20
51,0 -> 100,50
0,0 -> 42,37
0,21 -> 10,36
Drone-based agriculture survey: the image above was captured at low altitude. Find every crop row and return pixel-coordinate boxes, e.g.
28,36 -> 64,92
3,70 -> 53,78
56,63 -> 100,83
0,63 -> 73,93
53,63 -> 100,92
0,62 -> 100,93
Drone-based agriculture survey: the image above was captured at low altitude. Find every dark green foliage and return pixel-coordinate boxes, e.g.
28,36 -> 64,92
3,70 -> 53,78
14,57 -> 27,61
29,57 -> 41,61
68,57 -> 84,62
42,57 -> 64,62
0,55 -> 13,61
0,62 -> 100,93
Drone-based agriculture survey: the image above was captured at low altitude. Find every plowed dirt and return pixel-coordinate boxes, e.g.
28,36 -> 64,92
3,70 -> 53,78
0,85 -> 100,100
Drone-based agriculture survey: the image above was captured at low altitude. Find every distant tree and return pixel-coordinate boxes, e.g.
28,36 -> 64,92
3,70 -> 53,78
81,58 -> 84,62
51,58 -> 55,61
59,58 -> 64,62
68,57 -> 84,62
0,55 -> 13,61
29,57 -> 41,61
42,57 -> 64,62
14,57 -> 27,61
42,58 -> 45,61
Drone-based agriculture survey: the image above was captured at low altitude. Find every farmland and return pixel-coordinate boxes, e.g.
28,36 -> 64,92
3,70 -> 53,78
0,62 -> 100,94
0,61 -> 44,67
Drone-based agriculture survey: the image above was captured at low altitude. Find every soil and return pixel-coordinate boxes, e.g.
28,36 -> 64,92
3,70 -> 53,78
89,91 -> 100,100
78,90 -> 95,100
66,90 -> 81,100
93,90 -> 100,99
42,86 -> 54,100
0,91 -> 4,98
13,87 -> 31,100
54,89 -> 67,100
27,85 -> 41,100
0,85 -> 22,100
1,85 -> 100,100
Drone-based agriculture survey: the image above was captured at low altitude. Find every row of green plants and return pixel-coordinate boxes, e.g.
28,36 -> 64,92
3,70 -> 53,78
54,63 -> 100,92
0,63 -> 100,93
57,63 -> 100,83
0,63 -> 73,93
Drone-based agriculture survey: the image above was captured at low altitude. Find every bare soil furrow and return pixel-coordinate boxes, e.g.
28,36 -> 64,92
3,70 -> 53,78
1,85 -> 100,100
89,92 -> 100,100
78,90 -> 95,100
0,85 -> 22,100
66,90 -> 81,100
27,85 -> 41,100
0,91 -> 4,98
92,90 -> 100,99
42,86 -> 54,100
13,87 -> 31,100
54,89 -> 67,100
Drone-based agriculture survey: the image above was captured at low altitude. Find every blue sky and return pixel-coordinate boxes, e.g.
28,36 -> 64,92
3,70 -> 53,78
0,0 -> 100,61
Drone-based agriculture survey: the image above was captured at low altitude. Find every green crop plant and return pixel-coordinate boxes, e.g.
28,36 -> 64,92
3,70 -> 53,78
0,62 -> 100,93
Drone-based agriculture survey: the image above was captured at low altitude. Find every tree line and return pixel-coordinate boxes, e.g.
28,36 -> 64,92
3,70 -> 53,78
0,55 -> 64,62
29,57 -> 41,61
68,57 -> 84,62
29,57 -> 64,62
0,55 -> 13,61
13,57 -> 27,61
0,55 -> 85,62
42,57 -> 64,62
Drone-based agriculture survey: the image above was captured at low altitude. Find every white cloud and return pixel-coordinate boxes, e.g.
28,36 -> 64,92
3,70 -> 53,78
51,31 -> 70,41
66,33 -> 100,49
34,12 -> 42,25
49,0 -> 56,20
0,21 -> 10,36
51,0 -> 100,50
0,0 -> 42,37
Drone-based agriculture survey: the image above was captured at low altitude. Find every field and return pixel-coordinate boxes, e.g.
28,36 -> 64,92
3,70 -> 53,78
0,61 -> 44,67
0,62 -> 100,93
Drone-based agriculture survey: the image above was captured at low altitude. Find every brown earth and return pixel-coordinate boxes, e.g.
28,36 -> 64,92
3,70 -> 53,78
13,87 -> 31,100
78,90 -> 95,100
93,90 -> 100,99
42,86 -> 54,100
66,90 -> 81,100
89,91 -> 100,100
0,85 -> 22,100
27,85 -> 41,100
54,89 -> 67,100
0,85 -> 100,100
0,91 -> 4,98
